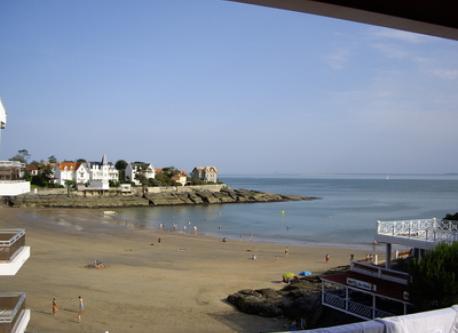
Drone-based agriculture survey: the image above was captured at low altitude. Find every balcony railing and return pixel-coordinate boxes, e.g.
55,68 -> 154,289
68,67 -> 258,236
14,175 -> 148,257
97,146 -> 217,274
377,218 -> 458,244
323,291 -> 395,320
351,260 -> 410,285
0,230 -> 26,262
0,292 -> 26,333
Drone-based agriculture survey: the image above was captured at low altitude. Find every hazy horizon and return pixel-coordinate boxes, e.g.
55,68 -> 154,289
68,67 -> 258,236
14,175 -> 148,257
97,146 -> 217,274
1,0 -> 457,174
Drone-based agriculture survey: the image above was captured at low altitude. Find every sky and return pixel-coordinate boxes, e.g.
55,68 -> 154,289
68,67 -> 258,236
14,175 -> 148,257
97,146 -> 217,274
0,0 -> 457,176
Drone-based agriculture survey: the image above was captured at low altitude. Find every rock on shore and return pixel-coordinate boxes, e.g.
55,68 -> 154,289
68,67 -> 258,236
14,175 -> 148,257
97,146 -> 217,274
145,188 -> 317,206
6,194 -> 149,208
227,268 -> 358,329
4,188 -> 318,208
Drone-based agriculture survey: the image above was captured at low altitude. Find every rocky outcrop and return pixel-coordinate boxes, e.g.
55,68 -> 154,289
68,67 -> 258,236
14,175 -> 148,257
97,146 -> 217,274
227,277 -> 322,319
8,194 -> 149,208
144,188 -> 318,207
6,187 -> 318,208
227,269 -> 358,329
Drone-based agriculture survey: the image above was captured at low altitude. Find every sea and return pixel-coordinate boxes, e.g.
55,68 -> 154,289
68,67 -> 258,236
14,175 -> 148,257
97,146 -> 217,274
99,176 -> 458,247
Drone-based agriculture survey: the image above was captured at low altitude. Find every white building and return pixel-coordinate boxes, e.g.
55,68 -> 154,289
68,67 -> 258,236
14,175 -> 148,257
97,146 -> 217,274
125,162 -> 155,185
75,163 -> 90,184
0,229 -> 31,333
88,154 -> 119,183
0,98 -> 6,130
0,98 -> 30,196
54,155 -> 119,188
172,171 -> 188,186
54,162 -> 79,186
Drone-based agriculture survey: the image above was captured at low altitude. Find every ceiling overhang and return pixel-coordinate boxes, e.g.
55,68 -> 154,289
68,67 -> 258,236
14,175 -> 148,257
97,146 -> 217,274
229,0 -> 458,41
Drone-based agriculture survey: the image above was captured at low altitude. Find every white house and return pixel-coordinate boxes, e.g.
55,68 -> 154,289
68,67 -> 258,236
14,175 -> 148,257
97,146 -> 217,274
88,154 -> 119,182
172,170 -> 188,186
125,162 -> 155,185
191,166 -> 219,183
54,162 -> 78,186
75,163 -> 90,184
54,155 -> 119,188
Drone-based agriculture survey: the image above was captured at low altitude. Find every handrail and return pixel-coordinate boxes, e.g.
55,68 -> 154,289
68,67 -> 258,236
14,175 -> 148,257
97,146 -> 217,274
0,229 -> 25,247
377,218 -> 458,243
0,292 -> 26,323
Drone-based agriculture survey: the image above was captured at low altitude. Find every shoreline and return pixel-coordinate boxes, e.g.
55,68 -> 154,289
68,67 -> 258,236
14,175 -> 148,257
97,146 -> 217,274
1,207 -> 368,333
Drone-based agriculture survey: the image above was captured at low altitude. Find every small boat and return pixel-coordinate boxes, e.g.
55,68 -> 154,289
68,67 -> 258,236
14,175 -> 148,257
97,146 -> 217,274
103,210 -> 117,216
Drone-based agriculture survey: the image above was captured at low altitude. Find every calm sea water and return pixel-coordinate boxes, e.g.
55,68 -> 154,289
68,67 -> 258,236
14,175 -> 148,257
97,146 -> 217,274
104,177 -> 458,246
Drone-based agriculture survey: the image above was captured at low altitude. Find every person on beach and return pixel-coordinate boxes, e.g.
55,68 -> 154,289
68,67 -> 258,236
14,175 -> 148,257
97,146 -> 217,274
52,297 -> 58,316
350,253 -> 355,263
158,237 -> 161,243
325,254 -> 330,263
77,296 -> 84,322
284,247 -> 289,256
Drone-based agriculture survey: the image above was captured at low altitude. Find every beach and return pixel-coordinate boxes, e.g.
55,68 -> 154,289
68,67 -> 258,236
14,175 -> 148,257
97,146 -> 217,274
1,208 -> 366,333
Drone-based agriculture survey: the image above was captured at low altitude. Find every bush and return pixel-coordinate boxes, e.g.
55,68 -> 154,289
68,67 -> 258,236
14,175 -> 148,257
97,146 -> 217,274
408,242 -> 458,311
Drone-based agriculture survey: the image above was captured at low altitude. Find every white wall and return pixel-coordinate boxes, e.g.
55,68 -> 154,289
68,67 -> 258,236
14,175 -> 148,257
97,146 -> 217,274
0,181 -> 31,196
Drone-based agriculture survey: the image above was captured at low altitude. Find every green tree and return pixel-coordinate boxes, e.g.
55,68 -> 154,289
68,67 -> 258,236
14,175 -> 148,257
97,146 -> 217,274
76,158 -> 87,163
48,155 -> 57,163
115,160 -> 128,182
115,160 -> 128,170
408,242 -> 458,311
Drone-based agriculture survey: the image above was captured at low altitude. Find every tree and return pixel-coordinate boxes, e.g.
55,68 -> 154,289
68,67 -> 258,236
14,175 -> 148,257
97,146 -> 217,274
115,160 -> 128,170
48,155 -> 57,163
408,242 -> 458,311
76,158 -> 87,163
115,160 -> 128,182
9,149 -> 30,163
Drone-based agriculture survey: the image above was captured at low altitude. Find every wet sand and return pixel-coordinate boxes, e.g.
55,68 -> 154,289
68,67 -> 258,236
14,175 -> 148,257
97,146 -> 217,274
0,208 -> 367,333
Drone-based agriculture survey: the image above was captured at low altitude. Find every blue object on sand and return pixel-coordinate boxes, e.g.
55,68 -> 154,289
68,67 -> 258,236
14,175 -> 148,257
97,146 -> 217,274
298,271 -> 312,276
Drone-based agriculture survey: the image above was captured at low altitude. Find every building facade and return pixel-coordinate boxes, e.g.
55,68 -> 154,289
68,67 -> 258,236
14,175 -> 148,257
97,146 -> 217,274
191,166 -> 218,183
54,155 -> 119,188
125,162 -> 155,185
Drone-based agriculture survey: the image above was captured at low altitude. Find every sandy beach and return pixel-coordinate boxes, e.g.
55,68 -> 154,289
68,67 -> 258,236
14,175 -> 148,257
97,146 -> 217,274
0,207 -> 367,333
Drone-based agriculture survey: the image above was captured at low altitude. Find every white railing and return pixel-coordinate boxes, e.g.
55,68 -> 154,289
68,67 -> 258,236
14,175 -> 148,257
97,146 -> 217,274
377,218 -> 458,243
323,292 -> 395,320
351,261 -> 409,285
0,229 -> 25,247
0,292 -> 26,323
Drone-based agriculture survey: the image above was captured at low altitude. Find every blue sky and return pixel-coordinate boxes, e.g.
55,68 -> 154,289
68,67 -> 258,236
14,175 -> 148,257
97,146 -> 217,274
0,0 -> 457,175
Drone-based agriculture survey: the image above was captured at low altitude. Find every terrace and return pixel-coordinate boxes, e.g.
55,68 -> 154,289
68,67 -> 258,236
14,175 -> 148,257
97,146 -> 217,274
376,218 -> 458,250
0,292 -> 30,333
0,230 -> 30,276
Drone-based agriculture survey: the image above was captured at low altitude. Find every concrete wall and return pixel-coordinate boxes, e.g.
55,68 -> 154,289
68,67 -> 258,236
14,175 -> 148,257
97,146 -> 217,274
0,181 -> 31,196
142,184 -> 225,194
32,188 -> 67,195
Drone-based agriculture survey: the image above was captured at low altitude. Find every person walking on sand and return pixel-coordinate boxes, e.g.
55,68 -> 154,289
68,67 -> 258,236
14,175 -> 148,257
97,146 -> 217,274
77,296 -> 85,322
52,297 -> 58,316
284,247 -> 289,256
325,254 -> 330,263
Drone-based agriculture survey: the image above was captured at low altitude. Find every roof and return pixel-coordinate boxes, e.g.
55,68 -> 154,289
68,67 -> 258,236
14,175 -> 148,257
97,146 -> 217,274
230,1 -> 458,41
58,162 -> 80,171
321,271 -> 409,302
193,166 -> 219,173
